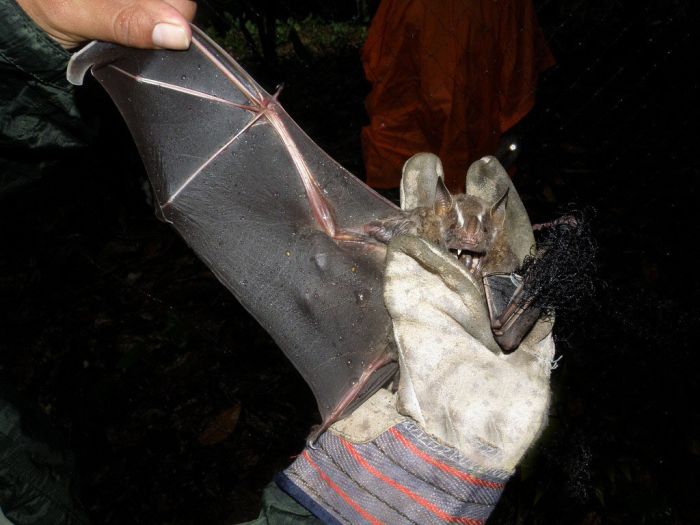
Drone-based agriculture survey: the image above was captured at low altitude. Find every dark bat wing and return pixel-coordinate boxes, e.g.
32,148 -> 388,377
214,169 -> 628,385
483,273 -> 542,352
67,26 -> 399,432
464,157 -> 542,352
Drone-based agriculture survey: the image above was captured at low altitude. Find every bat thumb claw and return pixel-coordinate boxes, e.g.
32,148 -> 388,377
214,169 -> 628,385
306,425 -> 323,449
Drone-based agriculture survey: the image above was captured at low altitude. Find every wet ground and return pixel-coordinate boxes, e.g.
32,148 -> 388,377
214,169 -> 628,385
1,2 -> 698,524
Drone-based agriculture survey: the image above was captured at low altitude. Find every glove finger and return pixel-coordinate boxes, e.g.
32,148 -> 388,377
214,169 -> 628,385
400,153 -> 444,211
384,235 -> 501,355
466,156 -> 535,264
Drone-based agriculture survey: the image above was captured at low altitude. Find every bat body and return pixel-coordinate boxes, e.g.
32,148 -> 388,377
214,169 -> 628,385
66,26 -> 540,439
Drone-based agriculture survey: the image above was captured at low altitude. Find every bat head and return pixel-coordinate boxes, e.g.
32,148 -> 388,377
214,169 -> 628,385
433,177 -> 509,259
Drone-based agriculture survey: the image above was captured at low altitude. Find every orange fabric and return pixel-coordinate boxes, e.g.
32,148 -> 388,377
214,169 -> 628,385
361,0 -> 554,192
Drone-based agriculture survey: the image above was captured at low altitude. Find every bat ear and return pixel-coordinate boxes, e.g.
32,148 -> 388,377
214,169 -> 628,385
491,186 -> 509,212
433,176 -> 453,216
490,187 -> 509,227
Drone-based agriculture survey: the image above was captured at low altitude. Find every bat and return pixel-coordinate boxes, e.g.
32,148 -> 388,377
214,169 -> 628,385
66,25 -> 541,440
362,168 -> 516,275
361,152 -> 540,353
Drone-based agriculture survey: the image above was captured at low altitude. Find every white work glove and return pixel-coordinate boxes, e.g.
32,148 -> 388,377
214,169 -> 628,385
329,233 -> 555,473
382,233 -> 555,472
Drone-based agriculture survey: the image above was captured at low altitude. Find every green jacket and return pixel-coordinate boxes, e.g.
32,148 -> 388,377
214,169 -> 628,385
0,2 -> 92,520
0,0 -> 94,196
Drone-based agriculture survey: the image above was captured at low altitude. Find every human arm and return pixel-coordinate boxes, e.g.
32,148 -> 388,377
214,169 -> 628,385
0,0 -> 196,193
0,0 -> 84,193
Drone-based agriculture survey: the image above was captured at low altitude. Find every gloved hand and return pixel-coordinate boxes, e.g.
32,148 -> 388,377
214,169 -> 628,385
378,233 -> 555,472
279,155 -> 556,524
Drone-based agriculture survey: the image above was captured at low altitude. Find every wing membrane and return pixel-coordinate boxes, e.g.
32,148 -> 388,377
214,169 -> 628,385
68,26 -> 399,426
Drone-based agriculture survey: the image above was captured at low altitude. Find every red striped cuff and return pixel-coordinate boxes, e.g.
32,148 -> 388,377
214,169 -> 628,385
277,421 -> 509,524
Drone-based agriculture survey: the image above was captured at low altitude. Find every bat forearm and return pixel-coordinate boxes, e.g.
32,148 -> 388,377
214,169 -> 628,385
266,107 -> 338,237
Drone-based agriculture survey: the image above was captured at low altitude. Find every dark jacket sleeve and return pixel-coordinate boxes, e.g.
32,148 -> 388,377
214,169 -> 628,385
239,483 -> 321,525
0,0 -> 95,194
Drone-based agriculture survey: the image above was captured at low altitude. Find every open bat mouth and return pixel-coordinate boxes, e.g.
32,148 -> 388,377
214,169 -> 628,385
449,247 -> 484,270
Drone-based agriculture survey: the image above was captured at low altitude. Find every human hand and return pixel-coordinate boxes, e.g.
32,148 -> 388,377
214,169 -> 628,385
15,0 -> 196,50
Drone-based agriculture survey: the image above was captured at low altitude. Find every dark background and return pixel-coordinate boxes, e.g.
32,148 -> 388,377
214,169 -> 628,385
1,1 -> 698,523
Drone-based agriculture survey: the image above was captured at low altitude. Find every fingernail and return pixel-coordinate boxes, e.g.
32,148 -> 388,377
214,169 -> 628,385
152,22 -> 190,50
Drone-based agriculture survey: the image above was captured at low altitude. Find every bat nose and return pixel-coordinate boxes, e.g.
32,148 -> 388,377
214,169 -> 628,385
458,233 -> 481,246
455,217 -> 483,246
448,230 -> 482,250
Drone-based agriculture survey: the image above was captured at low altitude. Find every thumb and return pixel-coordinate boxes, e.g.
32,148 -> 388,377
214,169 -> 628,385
98,0 -> 196,49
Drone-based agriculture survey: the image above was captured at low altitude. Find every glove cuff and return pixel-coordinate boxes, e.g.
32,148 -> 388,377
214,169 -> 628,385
278,420 -> 509,525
